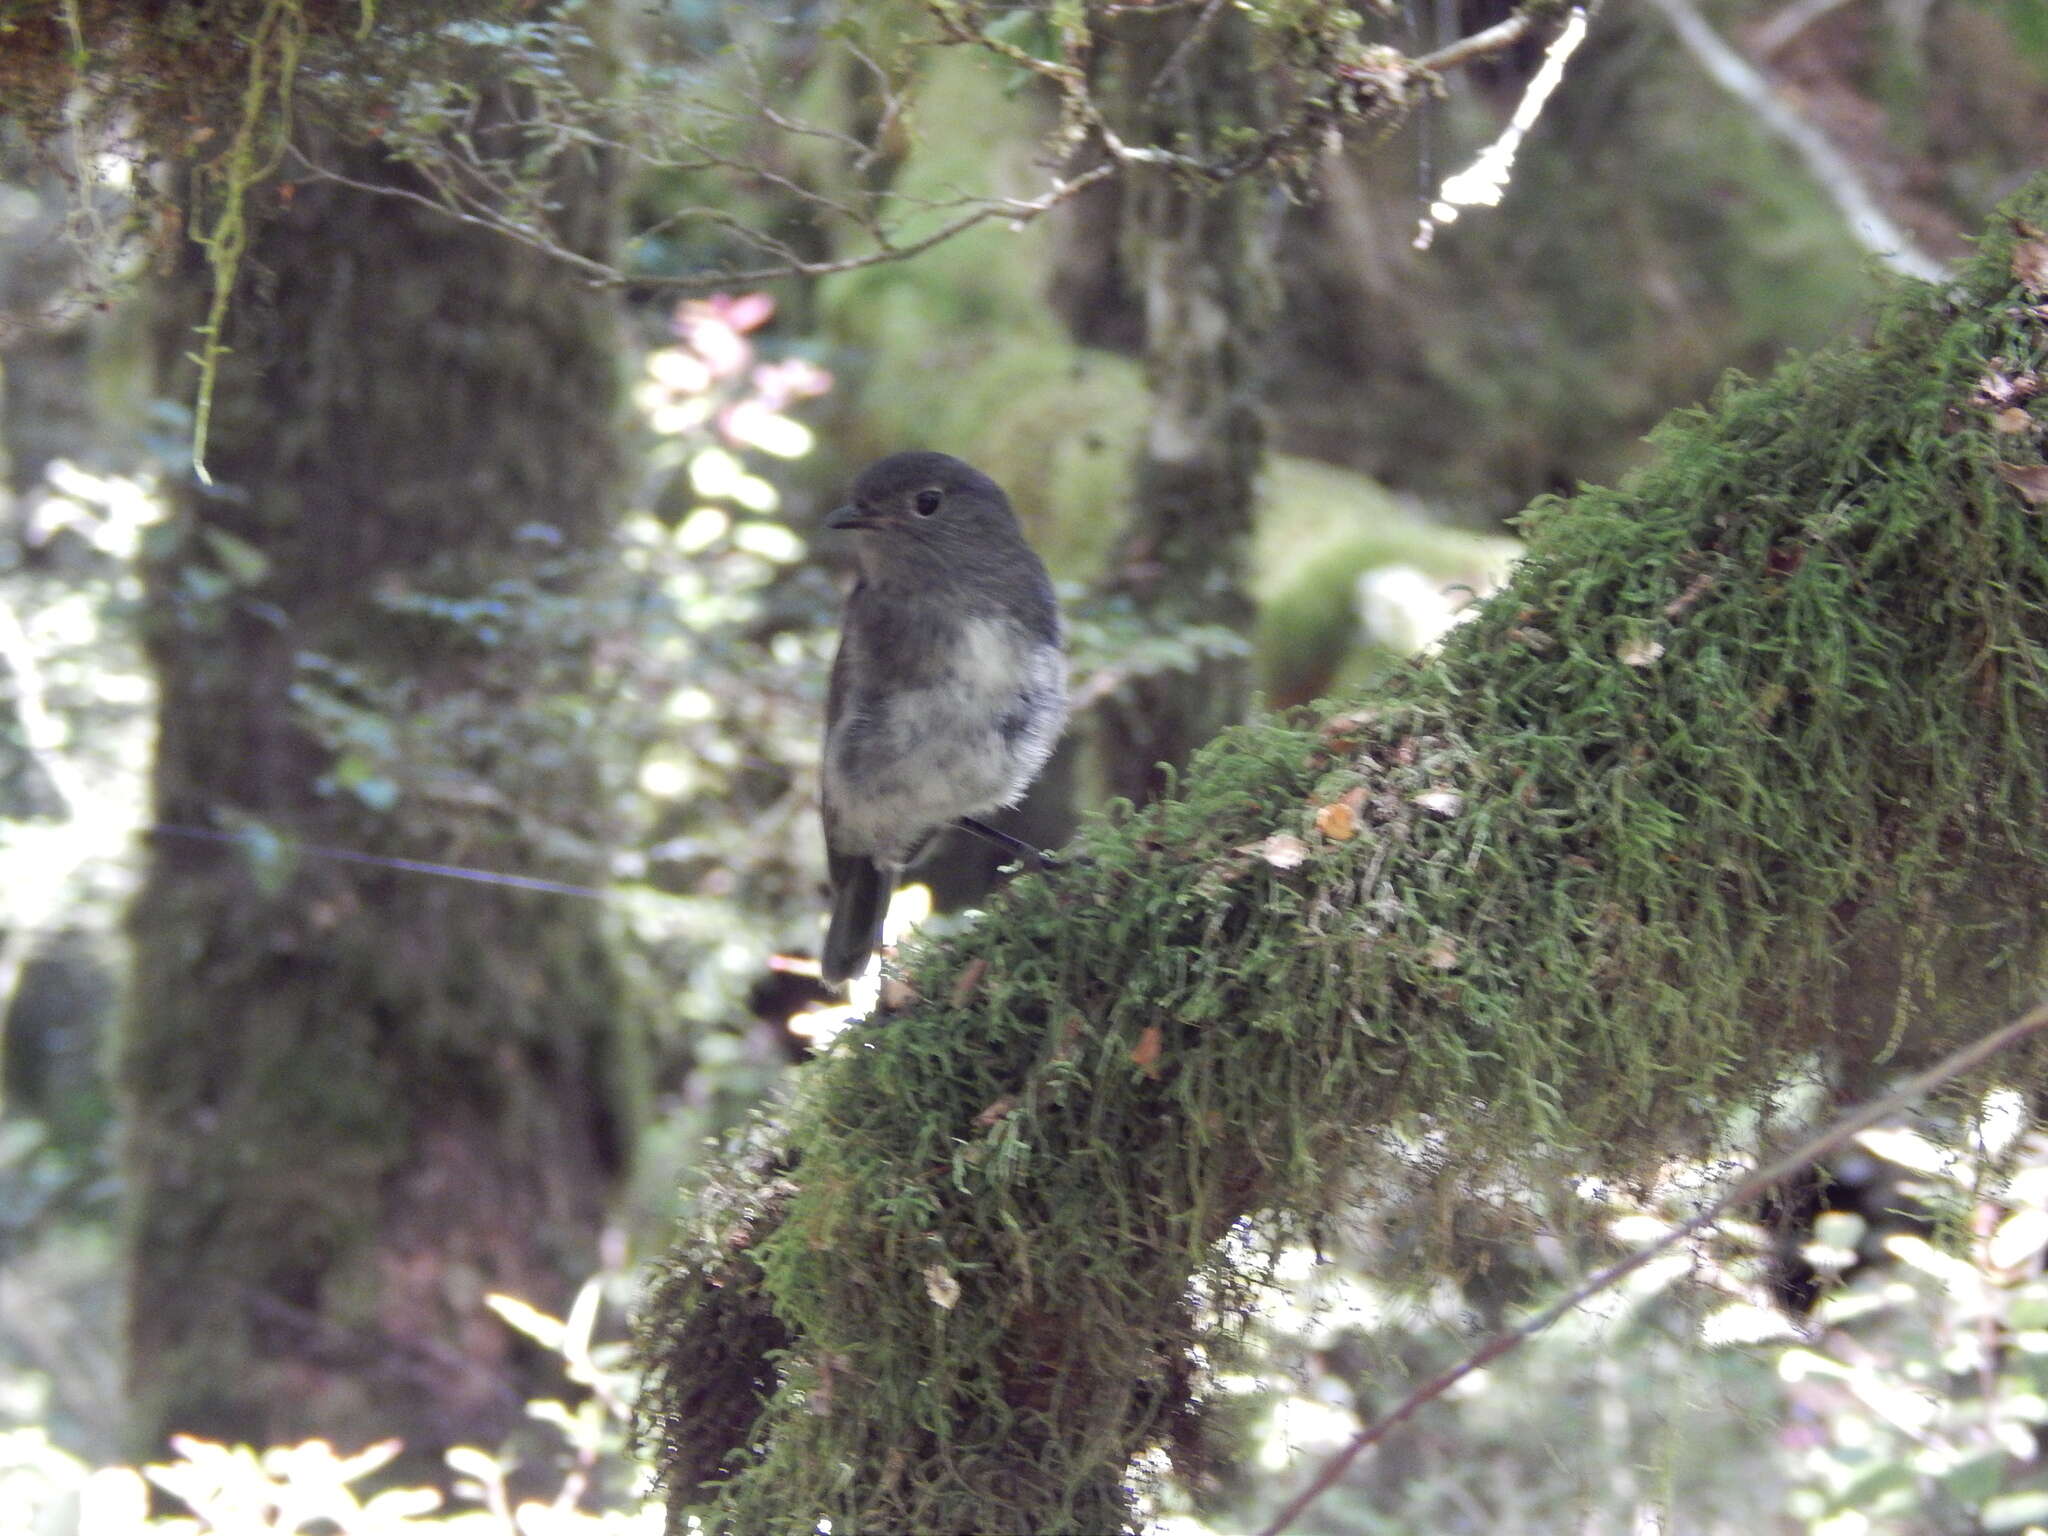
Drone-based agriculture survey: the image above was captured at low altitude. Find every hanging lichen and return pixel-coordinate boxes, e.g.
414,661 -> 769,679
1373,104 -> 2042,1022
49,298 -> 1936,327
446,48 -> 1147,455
187,0 -> 300,481
0,0 -> 531,475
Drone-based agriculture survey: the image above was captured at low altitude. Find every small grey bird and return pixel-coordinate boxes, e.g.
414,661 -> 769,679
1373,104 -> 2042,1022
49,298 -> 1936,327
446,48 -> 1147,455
819,451 -> 1068,984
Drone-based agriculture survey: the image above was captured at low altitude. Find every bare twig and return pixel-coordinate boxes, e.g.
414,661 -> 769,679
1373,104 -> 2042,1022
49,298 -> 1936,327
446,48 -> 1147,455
1255,999 -> 2048,1536
1144,0 -> 1230,99
291,143 -> 1119,291
282,147 -> 621,281
289,3 -> 1590,294
1753,0 -> 1864,56
1644,0 -> 1947,283
1413,8 -> 1539,74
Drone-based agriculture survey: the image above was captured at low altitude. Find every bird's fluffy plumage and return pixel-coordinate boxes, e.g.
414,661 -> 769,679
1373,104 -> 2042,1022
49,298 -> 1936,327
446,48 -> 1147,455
819,452 -> 1067,984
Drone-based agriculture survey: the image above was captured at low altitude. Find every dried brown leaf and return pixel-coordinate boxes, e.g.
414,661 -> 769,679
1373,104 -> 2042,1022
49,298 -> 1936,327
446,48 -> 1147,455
1315,799 -> 1358,842
1995,462 -> 2048,507
2014,235 -> 2048,295
949,957 -> 990,1007
1256,832 -> 1310,870
1413,788 -> 1464,819
1320,711 -> 1378,747
1423,935 -> 1459,971
1993,406 -> 2036,435
1664,571 -> 1716,619
1974,364 -> 2041,408
923,1264 -> 960,1311
1130,1024 -> 1163,1076
879,976 -> 920,1012
973,1096 -> 1019,1129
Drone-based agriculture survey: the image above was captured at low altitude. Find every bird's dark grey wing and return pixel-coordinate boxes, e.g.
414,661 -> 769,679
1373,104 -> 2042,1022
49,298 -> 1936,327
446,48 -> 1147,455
1020,561 -> 1062,648
824,579 -> 863,735
822,579 -> 887,983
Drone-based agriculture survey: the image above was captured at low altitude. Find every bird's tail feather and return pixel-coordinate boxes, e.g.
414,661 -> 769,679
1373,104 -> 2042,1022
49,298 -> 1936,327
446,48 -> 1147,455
823,855 -> 892,985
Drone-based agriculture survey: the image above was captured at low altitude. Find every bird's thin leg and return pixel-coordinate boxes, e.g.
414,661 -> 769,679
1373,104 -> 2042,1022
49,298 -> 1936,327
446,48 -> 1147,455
955,816 -> 1060,870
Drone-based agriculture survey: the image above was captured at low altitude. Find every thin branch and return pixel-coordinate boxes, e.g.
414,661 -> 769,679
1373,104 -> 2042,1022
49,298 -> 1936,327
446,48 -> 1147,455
1644,0 -> 1948,283
923,1 -> 1085,90
290,4 -> 1589,295
281,147 -> 621,281
1413,8 -> 1538,74
1255,999 -> 2048,1536
1753,0 -> 1864,56
1144,0 -> 1229,99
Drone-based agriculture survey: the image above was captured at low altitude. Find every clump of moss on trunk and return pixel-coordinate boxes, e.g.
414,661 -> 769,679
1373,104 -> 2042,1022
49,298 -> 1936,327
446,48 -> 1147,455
641,178 -> 2048,1535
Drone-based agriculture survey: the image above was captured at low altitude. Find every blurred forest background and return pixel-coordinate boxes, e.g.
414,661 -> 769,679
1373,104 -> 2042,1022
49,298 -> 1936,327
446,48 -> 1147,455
2,0 -> 2048,1532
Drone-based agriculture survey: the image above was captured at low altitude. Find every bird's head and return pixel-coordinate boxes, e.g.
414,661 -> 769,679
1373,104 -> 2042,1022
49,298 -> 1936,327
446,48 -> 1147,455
825,451 -> 1022,557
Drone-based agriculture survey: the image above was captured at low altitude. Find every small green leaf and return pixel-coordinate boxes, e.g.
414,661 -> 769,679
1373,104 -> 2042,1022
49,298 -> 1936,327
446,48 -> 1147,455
985,8 -> 1058,60
201,525 -> 270,585
1991,1208 -> 2048,1270
328,753 -> 400,812
1834,1456 -> 1915,1513
444,1445 -> 500,1483
561,1277 -> 601,1369
1983,1489 -> 2048,1531
1941,1447 -> 2010,1507
485,1293 -> 564,1351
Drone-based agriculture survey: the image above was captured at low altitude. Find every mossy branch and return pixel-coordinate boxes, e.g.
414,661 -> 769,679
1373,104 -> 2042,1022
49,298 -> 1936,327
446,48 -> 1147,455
638,182 -> 2048,1535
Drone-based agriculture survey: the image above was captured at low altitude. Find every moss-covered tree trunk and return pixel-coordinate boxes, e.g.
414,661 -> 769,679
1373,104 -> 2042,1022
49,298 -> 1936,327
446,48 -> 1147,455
642,180 -> 2048,1534
122,97 -> 634,1469
1095,7 -> 1274,804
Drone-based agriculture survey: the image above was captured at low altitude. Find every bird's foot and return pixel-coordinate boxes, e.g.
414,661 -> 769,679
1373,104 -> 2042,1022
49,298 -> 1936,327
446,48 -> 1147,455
955,816 -> 1061,872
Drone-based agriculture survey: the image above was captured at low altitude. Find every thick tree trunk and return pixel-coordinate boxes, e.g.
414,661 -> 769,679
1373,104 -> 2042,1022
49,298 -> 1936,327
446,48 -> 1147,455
1095,7 -> 1274,804
122,101 -> 634,1471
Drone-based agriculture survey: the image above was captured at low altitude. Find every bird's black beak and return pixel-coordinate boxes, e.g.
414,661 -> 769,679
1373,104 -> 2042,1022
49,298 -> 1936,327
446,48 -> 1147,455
825,504 -> 879,531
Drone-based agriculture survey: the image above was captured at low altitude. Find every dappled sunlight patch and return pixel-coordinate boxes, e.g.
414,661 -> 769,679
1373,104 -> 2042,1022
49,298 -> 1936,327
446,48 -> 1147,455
6,1280 -> 659,1533
786,884 -> 935,1049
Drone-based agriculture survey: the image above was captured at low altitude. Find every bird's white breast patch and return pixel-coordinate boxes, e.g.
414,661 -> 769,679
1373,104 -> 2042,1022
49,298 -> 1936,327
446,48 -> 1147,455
824,616 -> 1067,864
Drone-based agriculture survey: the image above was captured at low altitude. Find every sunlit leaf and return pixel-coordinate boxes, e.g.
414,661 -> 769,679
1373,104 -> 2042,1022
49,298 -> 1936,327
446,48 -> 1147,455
1990,1208 -> 2048,1271
562,1277 -> 602,1369
1699,1301 -> 1801,1346
200,525 -> 270,586
1857,1126 -> 1959,1179
1982,1490 -> 2048,1531
445,1445 -> 501,1482
486,1293 -> 565,1351
1777,1346 -> 1852,1382
1885,1233 -> 1980,1295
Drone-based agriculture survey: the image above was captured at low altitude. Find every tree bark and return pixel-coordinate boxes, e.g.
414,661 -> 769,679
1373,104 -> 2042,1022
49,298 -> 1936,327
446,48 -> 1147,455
122,79 -> 635,1472
1095,6 -> 1274,804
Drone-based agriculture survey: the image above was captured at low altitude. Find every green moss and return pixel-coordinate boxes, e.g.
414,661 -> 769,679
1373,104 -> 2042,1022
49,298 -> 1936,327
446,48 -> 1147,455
642,176 -> 2048,1536
1253,455 -> 1519,703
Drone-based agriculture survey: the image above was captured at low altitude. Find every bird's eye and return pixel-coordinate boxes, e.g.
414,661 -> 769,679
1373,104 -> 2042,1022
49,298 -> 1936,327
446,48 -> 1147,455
914,488 -> 942,517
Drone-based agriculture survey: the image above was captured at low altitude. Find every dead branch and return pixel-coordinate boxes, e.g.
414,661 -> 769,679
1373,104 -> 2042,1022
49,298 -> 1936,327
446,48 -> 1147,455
1644,0 -> 1947,283
279,2 -> 1580,294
